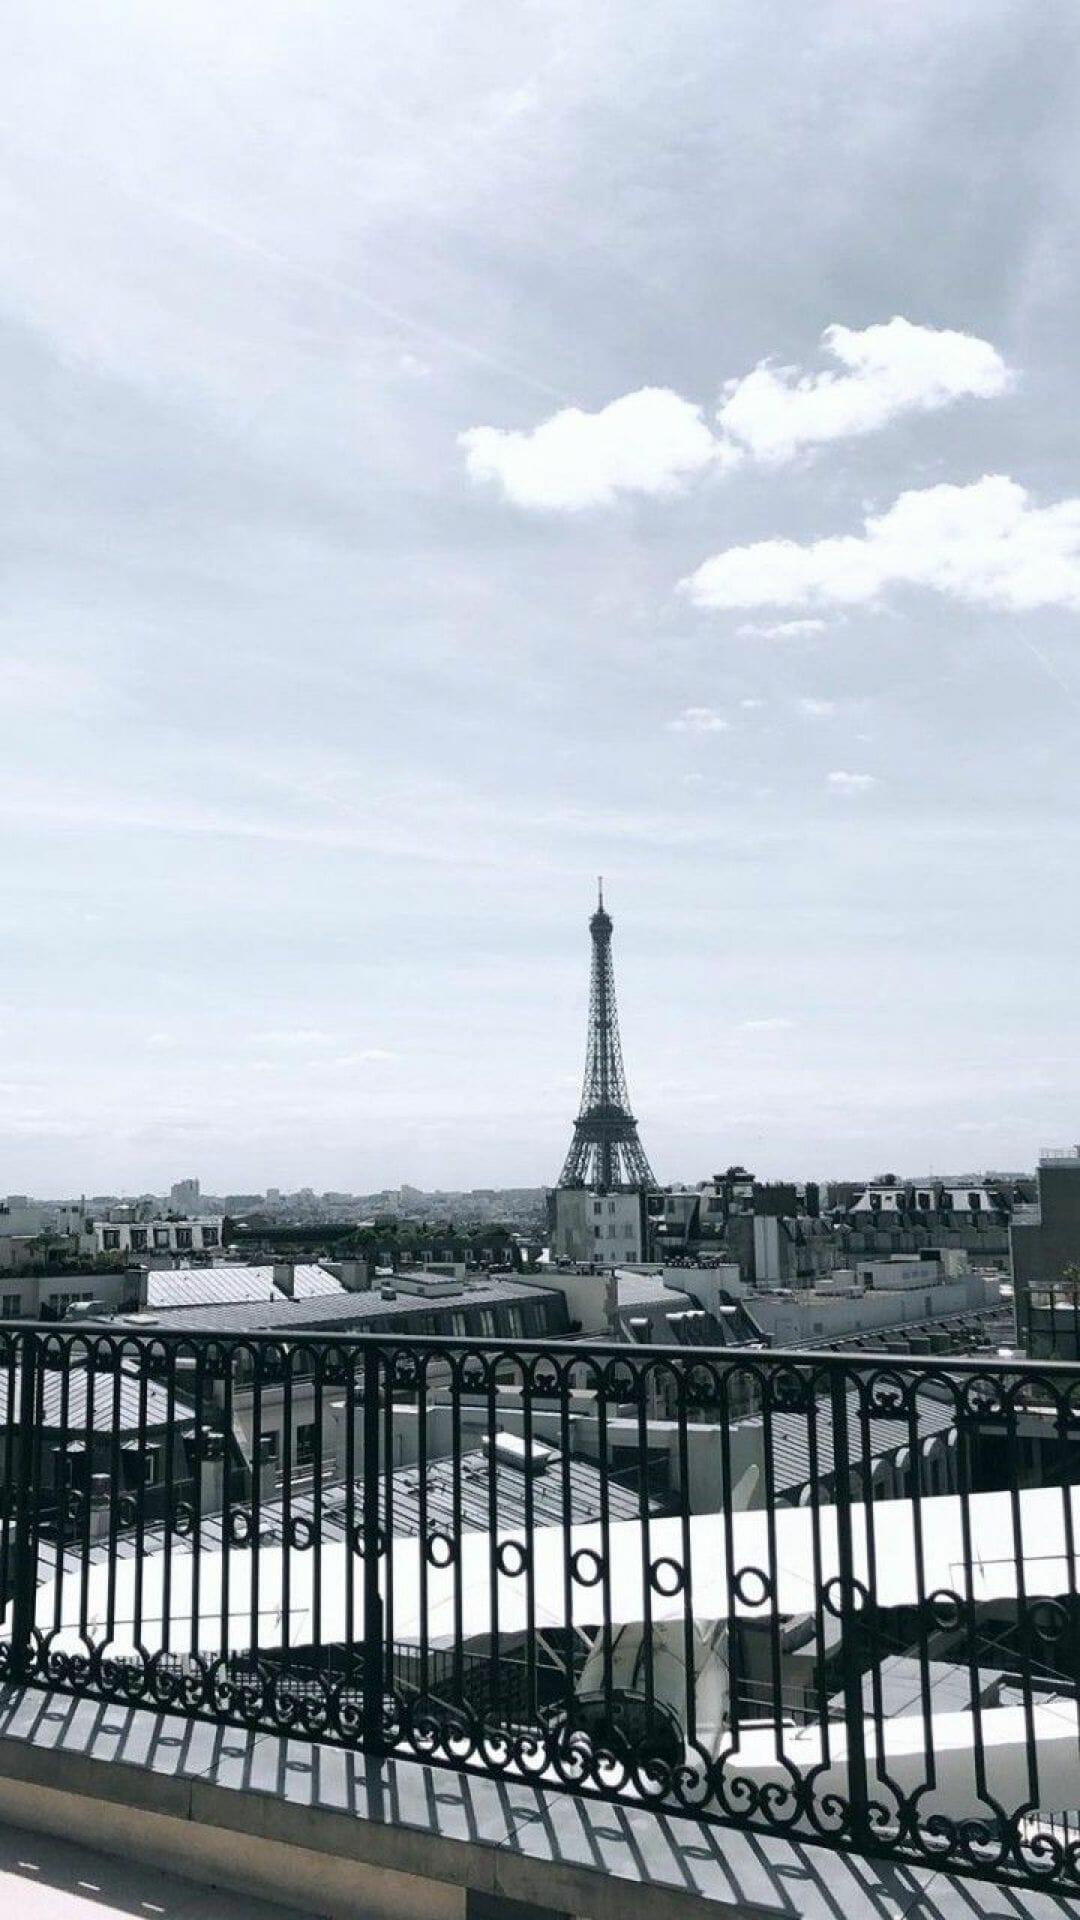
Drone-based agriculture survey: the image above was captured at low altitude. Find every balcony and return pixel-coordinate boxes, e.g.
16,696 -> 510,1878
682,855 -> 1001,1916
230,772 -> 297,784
0,1324 -> 1079,1915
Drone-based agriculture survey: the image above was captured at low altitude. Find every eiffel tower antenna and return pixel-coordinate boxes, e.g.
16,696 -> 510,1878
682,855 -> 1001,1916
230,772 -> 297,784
558,884 -> 656,1191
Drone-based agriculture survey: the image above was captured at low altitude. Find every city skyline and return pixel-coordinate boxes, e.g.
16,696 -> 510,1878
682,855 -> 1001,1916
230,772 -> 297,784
3,4 -> 1080,1189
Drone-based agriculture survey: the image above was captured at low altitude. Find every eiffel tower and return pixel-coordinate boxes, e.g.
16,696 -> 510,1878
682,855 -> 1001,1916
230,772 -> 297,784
558,881 -> 656,1191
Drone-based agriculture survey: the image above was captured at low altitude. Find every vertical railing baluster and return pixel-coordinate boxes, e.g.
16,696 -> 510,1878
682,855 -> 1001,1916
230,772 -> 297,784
450,1346 -> 464,1713
281,1345 -> 293,1666
313,1347 -> 325,1693
828,1361 -> 871,1853
381,1344 -> 395,1691
11,1328 -> 41,1680
52,1346 -> 72,1653
674,1356 -> 698,1765
344,1349 -> 357,1716
250,1346 -> 263,1717
417,1355 -> 430,1707
362,1342 -> 384,1754
132,1342 -> 149,1669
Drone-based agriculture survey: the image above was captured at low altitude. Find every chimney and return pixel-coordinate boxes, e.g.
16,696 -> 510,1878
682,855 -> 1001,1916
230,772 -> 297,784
273,1261 -> 296,1298
604,1268 -> 620,1335
336,1259 -> 370,1293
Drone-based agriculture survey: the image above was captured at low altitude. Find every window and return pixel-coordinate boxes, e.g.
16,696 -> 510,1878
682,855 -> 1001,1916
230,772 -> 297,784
608,1223 -> 618,1238
967,1192 -> 981,1211
594,1226 -> 601,1239
609,1201 -> 616,1215
624,1224 -> 634,1237
296,1423 -> 317,1467
129,1229 -> 147,1252
153,1228 -> 170,1249
201,1226 -> 219,1248
1,1294 -> 21,1318
102,1229 -> 121,1250
175,1228 -> 193,1250
593,1201 -> 602,1216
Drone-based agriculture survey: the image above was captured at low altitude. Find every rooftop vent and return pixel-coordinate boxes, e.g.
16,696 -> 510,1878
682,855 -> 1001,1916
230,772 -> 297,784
482,1430 -> 554,1477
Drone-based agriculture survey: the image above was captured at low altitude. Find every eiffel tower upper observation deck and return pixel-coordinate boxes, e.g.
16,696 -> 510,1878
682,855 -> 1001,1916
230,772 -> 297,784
558,881 -> 656,1191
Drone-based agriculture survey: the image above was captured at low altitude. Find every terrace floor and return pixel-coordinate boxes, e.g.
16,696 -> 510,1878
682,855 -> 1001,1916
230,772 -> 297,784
0,1683 -> 1078,1920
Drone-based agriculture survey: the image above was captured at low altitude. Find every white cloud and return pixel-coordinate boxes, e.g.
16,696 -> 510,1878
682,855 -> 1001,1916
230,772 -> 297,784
461,321 -> 1009,509
331,1049 -> 398,1067
716,317 -> 1010,464
737,618 -> 829,639
740,697 -> 765,710
738,1016 -> 795,1032
684,477 -> 1080,614
799,698 -> 837,717
666,706 -> 729,733
827,771 -> 878,793
459,388 -> 725,510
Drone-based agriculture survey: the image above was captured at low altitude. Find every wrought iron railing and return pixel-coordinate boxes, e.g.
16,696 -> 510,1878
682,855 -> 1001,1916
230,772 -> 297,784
0,1322 -> 1079,1893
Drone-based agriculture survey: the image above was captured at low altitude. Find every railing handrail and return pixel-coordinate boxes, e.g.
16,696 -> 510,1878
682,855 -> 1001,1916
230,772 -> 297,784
0,1318 -> 1059,1376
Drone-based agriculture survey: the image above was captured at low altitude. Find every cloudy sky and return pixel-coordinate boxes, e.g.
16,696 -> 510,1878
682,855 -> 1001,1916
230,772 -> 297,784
2,0 -> 1080,1195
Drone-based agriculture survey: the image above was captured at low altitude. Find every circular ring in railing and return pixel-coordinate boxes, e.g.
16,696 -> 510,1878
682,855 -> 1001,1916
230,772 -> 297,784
116,1494 -> 138,1529
287,1515 -> 315,1552
170,1502 -> 194,1538
570,1548 -> 604,1588
732,1565 -> 772,1610
1029,1597 -> 1068,1643
649,1556 -> 685,1598
424,1530 -> 456,1569
925,1587 -> 963,1632
496,1538 -> 528,1580
227,1509 -> 253,1548
822,1573 -> 869,1618
349,1522 -> 388,1559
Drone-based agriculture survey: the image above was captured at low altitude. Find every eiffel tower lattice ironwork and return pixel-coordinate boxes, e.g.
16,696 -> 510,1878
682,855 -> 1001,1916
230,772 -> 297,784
558,881 -> 656,1191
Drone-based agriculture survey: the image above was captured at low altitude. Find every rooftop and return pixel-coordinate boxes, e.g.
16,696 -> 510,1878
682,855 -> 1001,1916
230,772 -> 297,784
113,1275 -> 558,1335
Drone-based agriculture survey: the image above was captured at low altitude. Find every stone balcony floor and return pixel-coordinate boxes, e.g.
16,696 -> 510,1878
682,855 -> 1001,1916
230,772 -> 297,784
0,1685 -> 1078,1920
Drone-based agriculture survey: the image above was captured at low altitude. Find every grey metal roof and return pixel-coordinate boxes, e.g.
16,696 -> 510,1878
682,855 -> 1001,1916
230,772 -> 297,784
143,1265 -> 345,1309
615,1271 -> 695,1312
0,1365 -> 187,1431
734,1389 -> 956,1496
127,1277 -> 564,1335
35,1446 -> 658,1583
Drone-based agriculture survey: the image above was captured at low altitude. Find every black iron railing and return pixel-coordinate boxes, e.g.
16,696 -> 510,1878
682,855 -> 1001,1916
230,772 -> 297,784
1,1322 -> 1079,1893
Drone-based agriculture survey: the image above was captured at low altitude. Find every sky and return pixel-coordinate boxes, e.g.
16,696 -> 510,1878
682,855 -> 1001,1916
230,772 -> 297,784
2,0 -> 1080,1195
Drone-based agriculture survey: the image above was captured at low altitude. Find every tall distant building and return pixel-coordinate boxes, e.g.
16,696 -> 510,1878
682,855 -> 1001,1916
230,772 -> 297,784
558,881 -> 656,1192
169,1178 -> 200,1213
551,884 -> 654,1266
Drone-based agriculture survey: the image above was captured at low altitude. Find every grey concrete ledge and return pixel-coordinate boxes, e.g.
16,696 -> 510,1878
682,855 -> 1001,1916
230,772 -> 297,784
0,1687 -> 1076,1920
